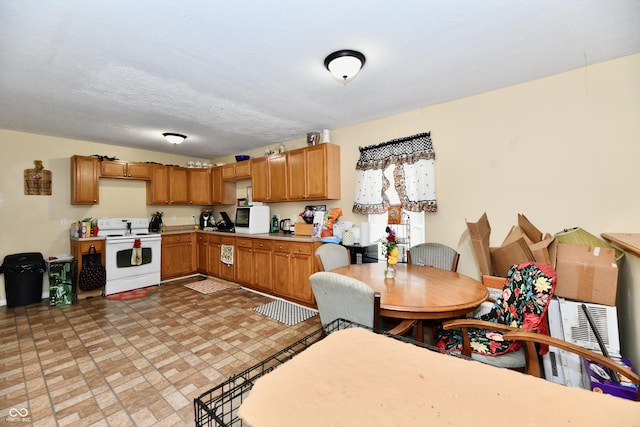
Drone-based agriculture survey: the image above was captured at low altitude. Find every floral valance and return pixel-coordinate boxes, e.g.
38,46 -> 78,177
352,132 -> 437,215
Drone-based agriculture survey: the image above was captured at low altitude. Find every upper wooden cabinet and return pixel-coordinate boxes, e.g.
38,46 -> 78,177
221,160 -> 251,181
288,144 -> 340,200
146,165 -> 188,205
211,167 -> 236,205
252,144 -> 340,202
187,168 -> 211,205
251,154 -> 288,202
100,160 -> 151,180
71,155 -> 99,204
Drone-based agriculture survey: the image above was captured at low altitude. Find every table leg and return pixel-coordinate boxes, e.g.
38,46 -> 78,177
414,320 -> 424,343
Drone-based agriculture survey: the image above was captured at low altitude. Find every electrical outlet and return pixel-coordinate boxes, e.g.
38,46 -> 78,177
60,217 -> 67,226
192,215 -> 196,221
171,215 -> 176,221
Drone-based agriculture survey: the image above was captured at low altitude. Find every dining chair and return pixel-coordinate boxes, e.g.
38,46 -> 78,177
309,271 -> 415,335
433,262 -> 557,371
407,242 -> 460,272
315,243 -> 350,271
502,329 -> 640,400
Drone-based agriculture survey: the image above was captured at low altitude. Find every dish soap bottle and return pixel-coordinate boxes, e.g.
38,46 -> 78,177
270,215 -> 279,233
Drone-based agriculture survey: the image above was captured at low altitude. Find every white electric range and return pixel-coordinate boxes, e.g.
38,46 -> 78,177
97,217 -> 161,295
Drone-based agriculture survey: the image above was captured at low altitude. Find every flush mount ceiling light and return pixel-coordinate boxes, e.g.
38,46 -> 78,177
163,132 -> 187,145
324,49 -> 366,84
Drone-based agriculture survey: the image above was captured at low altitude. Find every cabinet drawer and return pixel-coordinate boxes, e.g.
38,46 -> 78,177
236,238 -> 253,248
290,243 -> 312,255
208,234 -> 221,244
252,239 -> 272,250
273,242 -> 291,253
220,236 -> 236,246
162,233 -> 192,245
196,234 -> 208,243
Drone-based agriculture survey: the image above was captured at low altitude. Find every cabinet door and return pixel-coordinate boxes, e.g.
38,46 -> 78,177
161,233 -> 193,280
126,162 -> 151,180
212,167 -> 236,205
253,240 -> 273,293
273,249 -> 291,297
268,154 -> 288,201
221,164 -> 236,180
287,148 -> 307,199
146,165 -> 170,205
187,168 -> 212,205
196,234 -> 208,274
235,161 -> 251,179
289,243 -> 315,304
251,157 -> 269,201
235,238 -> 254,285
208,235 -> 221,277
219,237 -> 236,281
71,155 -> 99,204
169,167 -> 188,205
101,160 -> 128,178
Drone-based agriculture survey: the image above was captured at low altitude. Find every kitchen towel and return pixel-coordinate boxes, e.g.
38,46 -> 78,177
221,244 -> 234,265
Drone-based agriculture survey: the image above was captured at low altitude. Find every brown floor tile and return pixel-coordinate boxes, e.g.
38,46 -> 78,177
0,276 -> 321,425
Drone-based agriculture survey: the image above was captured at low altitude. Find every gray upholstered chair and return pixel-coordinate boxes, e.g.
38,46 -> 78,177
309,271 -> 415,335
315,243 -> 350,271
407,242 -> 460,272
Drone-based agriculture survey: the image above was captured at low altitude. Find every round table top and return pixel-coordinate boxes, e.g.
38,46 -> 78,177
331,262 -> 489,320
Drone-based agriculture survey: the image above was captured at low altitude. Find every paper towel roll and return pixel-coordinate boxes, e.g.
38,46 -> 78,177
360,222 -> 370,246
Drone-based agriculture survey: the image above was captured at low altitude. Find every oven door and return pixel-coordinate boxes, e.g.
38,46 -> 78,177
105,235 -> 161,281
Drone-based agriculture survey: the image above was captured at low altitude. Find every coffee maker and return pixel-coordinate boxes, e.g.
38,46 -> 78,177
200,211 -> 213,229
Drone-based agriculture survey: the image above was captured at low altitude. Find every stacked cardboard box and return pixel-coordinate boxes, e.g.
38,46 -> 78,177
466,213 -> 618,306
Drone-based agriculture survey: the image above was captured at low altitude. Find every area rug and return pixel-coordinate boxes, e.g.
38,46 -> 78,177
254,300 -> 317,327
106,285 -> 159,301
184,278 -> 236,295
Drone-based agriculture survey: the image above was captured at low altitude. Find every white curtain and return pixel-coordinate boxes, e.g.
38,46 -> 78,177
352,132 -> 437,215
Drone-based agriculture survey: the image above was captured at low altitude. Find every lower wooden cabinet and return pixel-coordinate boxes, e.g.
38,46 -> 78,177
161,233 -> 195,280
273,241 -> 319,306
218,236 -> 236,282
70,238 -> 105,299
236,238 -> 273,293
193,232 -> 319,306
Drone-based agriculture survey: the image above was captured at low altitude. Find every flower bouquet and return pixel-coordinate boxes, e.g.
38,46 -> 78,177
382,226 -> 399,278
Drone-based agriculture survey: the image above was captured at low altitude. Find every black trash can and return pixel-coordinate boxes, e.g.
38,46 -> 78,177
1,252 -> 47,307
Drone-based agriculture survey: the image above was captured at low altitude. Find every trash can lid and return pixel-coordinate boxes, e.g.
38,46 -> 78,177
1,252 -> 47,274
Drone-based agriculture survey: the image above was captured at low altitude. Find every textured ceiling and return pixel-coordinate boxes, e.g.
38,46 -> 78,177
1,0 -> 639,158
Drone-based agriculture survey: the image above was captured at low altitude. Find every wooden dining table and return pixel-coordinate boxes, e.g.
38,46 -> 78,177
331,262 -> 489,341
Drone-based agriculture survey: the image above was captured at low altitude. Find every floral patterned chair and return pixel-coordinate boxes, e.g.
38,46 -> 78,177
434,262 -> 557,370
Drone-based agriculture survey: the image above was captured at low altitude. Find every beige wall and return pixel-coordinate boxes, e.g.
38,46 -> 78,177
1,54 -> 638,366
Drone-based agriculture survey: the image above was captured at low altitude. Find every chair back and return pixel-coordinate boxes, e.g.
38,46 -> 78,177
315,243 -> 350,271
309,271 -> 378,328
407,242 -> 460,271
483,262 -> 557,352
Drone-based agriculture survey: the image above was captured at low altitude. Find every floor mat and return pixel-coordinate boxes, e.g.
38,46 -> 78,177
105,285 -> 159,301
184,278 -> 236,295
254,299 -> 317,326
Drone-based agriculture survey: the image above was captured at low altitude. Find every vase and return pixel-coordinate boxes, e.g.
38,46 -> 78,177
385,264 -> 396,279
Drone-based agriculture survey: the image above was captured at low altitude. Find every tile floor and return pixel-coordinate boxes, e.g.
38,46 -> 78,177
0,277 -> 321,426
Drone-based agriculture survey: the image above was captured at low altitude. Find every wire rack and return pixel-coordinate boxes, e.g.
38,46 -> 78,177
193,319 -> 466,427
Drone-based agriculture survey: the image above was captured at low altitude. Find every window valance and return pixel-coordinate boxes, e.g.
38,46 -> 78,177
353,132 -> 437,215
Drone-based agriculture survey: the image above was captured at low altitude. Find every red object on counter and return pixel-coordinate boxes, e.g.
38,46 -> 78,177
133,239 -> 141,248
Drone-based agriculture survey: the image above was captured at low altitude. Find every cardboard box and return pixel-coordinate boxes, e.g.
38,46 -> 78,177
294,223 -> 313,236
555,244 -> 618,305
582,356 -> 638,401
466,213 -> 556,277
466,213 -> 492,276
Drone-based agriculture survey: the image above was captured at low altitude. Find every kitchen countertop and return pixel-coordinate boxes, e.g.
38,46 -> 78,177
161,225 -> 321,243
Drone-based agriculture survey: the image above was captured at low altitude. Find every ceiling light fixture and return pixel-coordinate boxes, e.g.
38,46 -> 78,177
324,49 -> 366,84
163,132 -> 187,145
